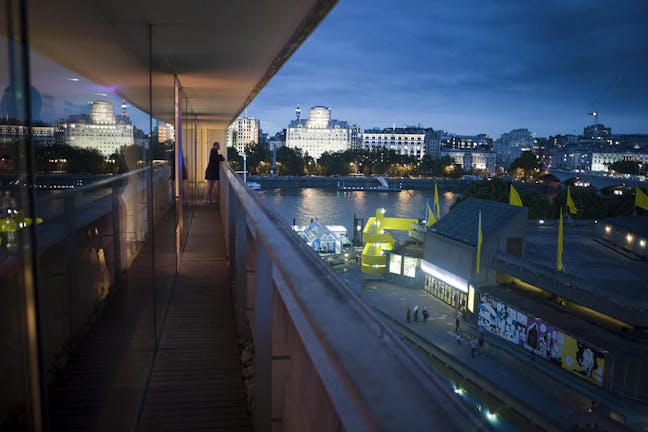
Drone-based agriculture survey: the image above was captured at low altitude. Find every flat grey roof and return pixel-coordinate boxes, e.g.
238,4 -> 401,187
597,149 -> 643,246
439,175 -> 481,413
603,216 -> 648,238
523,222 -> 647,305
430,198 -> 527,246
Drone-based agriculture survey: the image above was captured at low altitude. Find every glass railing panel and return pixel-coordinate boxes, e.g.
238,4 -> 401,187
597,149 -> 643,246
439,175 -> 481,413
0,1 -> 43,428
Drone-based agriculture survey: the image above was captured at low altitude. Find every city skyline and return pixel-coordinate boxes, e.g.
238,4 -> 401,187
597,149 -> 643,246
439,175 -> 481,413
246,0 -> 648,138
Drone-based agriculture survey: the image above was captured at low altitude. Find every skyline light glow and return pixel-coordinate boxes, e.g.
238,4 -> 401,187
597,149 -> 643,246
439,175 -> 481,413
247,0 -> 648,139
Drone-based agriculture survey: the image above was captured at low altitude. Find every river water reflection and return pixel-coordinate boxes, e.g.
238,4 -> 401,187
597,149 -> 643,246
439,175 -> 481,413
259,187 -> 457,230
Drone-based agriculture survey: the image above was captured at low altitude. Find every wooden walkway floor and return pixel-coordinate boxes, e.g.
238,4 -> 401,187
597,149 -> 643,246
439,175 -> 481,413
48,204 -> 250,431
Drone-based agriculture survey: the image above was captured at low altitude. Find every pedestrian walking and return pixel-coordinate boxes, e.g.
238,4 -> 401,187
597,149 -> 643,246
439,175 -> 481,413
470,338 -> 478,357
422,308 -> 429,322
406,306 -> 411,323
413,305 -> 419,322
478,332 -> 484,352
455,314 -> 460,332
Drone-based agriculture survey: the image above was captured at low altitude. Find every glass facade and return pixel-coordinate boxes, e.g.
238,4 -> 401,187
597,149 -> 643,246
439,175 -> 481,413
0,2 -> 198,428
423,274 -> 467,314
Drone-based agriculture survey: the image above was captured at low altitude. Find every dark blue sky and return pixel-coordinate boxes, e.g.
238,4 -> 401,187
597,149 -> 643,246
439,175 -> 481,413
247,0 -> 648,139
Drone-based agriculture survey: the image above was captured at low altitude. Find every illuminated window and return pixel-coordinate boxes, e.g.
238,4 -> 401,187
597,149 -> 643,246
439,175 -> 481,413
389,254 -> 402,274
403,257 -> 417,278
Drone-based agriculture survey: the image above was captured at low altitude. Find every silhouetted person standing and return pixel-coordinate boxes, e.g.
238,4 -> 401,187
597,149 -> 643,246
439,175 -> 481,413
204,141 -> 224,204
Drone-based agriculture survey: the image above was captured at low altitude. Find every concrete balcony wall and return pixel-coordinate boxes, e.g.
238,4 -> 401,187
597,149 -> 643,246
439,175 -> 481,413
222,167 -> 481,431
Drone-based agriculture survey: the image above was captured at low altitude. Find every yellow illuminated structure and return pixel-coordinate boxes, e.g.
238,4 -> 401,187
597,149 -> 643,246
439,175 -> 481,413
361,208 -> 418,274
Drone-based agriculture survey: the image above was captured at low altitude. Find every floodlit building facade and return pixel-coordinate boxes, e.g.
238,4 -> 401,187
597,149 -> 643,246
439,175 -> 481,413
590,151 -> 648,172
286,106 -> 353,159
226,116 -> 260,155
361,127 -> 426,159
58,101 -> 134,157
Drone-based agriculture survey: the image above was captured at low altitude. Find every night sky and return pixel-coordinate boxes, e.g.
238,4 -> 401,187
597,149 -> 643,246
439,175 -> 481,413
247,0 -> 648,139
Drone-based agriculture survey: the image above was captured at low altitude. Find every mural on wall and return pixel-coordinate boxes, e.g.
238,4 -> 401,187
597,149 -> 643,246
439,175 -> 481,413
524,318 -> 553,360
477,295 -> 527,345
478,294 -> 605,386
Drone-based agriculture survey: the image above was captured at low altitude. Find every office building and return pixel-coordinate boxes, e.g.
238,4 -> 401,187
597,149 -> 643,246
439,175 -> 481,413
286,106 -> 353,159
361,127 -> 426,159
157,122 -> 175,143
494,128 -> 535,169
591,151 -> 648,172
58,101 -> 134,157
226,116 -> 260,155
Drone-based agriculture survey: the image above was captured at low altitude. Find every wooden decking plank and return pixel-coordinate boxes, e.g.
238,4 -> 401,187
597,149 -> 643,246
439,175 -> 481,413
48,205 -> 250,431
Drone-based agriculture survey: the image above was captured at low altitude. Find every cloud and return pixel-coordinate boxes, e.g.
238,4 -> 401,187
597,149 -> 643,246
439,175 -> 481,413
250,0 -> 648,137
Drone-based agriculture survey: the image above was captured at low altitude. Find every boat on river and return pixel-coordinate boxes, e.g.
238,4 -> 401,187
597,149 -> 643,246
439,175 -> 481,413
337,175 -> 402,192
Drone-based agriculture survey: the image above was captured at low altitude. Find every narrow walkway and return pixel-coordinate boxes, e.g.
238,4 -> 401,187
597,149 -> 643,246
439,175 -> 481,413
358,280 -> 646,431
48,204 -> 249,431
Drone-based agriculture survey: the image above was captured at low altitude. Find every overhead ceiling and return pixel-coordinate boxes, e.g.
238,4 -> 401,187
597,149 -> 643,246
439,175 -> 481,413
22,0 -> 337,128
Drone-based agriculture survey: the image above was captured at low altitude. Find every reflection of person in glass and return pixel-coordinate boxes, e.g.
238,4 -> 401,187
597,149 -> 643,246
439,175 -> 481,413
204,141 -> 224,204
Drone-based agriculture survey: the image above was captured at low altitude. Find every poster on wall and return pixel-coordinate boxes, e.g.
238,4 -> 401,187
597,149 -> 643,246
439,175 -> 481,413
552,331 -> 605,386
389,254 -> 402,275
524,318 -> 554,360
478,294 -> 605,386
403,256 -> 417,278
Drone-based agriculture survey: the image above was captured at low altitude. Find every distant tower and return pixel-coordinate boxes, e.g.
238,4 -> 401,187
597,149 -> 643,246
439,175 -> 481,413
296,105 -> 301,121
121,99 -> 127,117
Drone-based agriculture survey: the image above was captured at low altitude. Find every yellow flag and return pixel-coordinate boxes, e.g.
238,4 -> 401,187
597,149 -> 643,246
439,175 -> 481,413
434,183 -> 441,218
566,186 -> 577,214
426,201 -> 436,228
476,210 -> 483,275
509,184 -> 523,207
635,187 -> 648,211
557,208 -> 563,271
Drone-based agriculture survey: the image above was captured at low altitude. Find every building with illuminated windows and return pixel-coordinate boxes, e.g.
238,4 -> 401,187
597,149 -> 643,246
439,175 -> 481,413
58,101 -> 134,157
494,128 -> 535,169
157,122 -> 175,143
590,151 -> 648,173
286,106 -> 354,159
361,127 -> 427,159
388,198 -> 648,399
226,116 -> 260,155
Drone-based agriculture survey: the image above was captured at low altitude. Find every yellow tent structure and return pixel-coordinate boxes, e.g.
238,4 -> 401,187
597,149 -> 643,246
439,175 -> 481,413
361,208 -> 418,274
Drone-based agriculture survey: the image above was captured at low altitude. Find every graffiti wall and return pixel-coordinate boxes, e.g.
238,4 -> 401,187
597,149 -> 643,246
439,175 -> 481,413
478,294 -> 605,386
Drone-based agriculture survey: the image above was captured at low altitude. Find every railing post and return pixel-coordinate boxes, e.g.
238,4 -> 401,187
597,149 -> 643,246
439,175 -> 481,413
228,186 -> 236,281
63,193 -> 80,337
111,184 -> 122,288
254,241 -> 273,432
234,195 -> 250,338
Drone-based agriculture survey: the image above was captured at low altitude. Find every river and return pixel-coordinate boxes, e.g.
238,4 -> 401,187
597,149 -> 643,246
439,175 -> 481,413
258,187 -> 458,231
258,185 -> 521,431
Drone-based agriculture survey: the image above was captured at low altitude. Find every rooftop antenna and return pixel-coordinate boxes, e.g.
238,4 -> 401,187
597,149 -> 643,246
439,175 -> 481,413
588,111 -> 598,126
121,99 -> 127,117
296,105 -> 301,121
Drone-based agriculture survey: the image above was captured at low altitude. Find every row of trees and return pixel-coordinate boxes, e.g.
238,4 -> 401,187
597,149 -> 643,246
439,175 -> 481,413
453,177 -> 635,219
35,144 -> 149,175
227,144 -> 468,178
